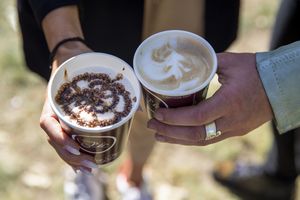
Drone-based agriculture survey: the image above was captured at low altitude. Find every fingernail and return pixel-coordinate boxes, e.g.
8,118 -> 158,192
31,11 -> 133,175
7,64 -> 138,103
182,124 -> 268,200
64,145 -> 81,155
154,112 -> 163,121
79,167 -> 93,176
81,160 -> 98,169
155,134 -> 166,142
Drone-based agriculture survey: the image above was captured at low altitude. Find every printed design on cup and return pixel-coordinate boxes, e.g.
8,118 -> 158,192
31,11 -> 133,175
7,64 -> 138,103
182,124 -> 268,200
144,87 -> 169,114
72,134 -> 117,154
95,152 -> 120,164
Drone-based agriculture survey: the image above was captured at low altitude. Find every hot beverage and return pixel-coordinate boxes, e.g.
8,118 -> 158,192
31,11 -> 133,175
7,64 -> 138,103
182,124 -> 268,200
48,53 -> 141,165
55,72 -> 134,128
137,37 -> 211,92
134,30 -> 217,118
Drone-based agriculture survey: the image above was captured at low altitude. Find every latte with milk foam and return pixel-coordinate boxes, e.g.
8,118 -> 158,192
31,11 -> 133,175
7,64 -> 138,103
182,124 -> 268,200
136,37 -> 211,92
55,71 -> 134,128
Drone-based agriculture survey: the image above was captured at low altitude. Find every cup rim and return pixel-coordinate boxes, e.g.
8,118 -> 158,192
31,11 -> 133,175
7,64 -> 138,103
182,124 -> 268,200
133,30 -> 217,97
48,52 -> 141,133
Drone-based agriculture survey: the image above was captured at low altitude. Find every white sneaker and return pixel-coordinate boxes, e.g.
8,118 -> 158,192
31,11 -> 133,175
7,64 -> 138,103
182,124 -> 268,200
64,167 -> 108,200
116,174 -> 153,200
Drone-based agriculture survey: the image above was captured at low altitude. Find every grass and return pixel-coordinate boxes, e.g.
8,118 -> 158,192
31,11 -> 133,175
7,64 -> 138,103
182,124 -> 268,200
0,0 -> 281,199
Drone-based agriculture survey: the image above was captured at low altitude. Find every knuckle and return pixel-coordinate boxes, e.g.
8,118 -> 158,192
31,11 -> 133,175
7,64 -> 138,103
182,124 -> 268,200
194,127 -> 205,141
46,137 -> 52,145
156,124 -> 166,134
194,110 -> 207,122
158,109 -> 169,121
39,116 -> 47,129
219,90 -> 239,112
217,90 -> 231,105
62,152 -> 81,164
46,137 -> 60,149
48,142 -> 82,166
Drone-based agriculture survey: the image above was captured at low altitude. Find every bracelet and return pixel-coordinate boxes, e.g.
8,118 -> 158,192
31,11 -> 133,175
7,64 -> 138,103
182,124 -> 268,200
49,37 -> 87,69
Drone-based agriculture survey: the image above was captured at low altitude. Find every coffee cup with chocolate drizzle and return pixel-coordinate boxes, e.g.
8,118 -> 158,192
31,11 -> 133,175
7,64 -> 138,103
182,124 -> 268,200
48,53 -> 141,165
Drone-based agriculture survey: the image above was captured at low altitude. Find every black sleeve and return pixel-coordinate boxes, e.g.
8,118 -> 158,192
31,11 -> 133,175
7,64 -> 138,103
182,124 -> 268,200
204,0 -> 240,52
28,0 -> 80,25
270,0 -> 300,49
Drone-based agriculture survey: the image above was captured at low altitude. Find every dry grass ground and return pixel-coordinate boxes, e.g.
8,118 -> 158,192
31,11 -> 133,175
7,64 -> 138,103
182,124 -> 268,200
0,0 -> 287,199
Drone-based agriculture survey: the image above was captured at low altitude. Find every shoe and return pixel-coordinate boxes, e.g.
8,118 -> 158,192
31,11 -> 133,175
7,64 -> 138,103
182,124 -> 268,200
64,167 -> 108,200
213,161 -> 295,200
116,173 -> 153,200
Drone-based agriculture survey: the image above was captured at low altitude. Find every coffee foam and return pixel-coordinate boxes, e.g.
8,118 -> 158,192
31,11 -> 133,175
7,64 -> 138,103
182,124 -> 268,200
55,67 -> 135,128
137,37 -> 210,92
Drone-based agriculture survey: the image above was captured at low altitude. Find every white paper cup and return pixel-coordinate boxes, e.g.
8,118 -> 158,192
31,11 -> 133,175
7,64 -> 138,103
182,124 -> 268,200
48,53 -> 141,165
133,30 -> 217,118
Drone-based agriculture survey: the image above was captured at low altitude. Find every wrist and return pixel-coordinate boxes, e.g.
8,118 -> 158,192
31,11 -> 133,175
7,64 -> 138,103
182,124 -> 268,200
55,39 -> 90,57
51,40 -> 92,71
254,53 -> 274,121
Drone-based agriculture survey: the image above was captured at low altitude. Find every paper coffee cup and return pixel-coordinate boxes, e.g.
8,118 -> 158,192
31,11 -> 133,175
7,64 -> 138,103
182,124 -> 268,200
133,30 -> 217,118
48,53 -> 141,165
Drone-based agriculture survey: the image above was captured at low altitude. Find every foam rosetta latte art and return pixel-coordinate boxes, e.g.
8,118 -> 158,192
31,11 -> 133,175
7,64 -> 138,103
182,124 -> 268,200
139,38 -> 210,92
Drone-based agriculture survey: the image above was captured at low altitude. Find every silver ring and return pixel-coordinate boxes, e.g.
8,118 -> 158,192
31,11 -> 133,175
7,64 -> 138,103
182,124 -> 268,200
205,122 -> 222,140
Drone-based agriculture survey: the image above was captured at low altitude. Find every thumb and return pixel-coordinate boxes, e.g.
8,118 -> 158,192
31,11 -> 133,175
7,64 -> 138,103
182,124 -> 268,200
154,88 -> 228,126
216,52 -> 239,84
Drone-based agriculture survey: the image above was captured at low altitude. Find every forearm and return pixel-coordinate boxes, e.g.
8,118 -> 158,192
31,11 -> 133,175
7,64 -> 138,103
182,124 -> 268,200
42,5 -> 83,51
28,0 -> 80,25
41,6 -> 90,71
256,41 -> 300,133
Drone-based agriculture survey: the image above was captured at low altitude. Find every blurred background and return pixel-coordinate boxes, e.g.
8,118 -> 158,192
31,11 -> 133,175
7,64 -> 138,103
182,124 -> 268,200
0,0 -> 290,199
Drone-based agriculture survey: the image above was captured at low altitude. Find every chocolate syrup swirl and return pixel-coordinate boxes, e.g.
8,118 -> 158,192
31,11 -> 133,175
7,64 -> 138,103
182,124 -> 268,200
55,72 -> 133,128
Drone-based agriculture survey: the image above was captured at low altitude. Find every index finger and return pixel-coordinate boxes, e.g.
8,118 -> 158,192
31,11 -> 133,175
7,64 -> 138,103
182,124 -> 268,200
153,90 -> 228,126
40,98 -> 80,150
